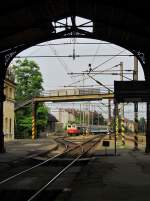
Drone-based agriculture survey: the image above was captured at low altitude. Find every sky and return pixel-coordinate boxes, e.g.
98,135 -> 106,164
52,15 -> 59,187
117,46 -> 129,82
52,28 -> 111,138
11,37 -> 146,120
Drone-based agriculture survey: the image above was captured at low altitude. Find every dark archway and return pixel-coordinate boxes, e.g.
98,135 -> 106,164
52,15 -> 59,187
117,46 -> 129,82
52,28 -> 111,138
1,0 -> 150,152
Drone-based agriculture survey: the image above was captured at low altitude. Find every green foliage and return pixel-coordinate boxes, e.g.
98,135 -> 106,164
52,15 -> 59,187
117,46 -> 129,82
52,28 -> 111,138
13,59 -> 48,138
13,59 -> 43,102
36,104 -> 49,131
92,111 -> 106,125
138,117 -> 146,133
67,110 -> 106,126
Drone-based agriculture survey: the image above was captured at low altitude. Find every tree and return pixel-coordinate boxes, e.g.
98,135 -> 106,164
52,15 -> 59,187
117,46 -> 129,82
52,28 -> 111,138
13,59 -> 43,102
92,111 -> 106,125
13,59 -> 48,138
138,117 -> 146,133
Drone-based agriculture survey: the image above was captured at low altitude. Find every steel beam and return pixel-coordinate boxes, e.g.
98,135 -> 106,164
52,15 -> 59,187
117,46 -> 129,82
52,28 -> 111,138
34,93 -> 114,102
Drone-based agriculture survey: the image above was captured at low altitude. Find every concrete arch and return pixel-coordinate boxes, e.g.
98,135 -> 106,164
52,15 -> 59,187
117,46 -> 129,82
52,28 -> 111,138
1,0 -> 150,152
0,1 -> 150,75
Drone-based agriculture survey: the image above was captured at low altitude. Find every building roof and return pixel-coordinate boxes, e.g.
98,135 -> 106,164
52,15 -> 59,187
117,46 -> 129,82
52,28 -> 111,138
48,113 -> 58,122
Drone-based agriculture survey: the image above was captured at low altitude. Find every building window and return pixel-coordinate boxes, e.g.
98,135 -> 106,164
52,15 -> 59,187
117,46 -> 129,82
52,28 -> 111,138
9,88 -> 12,99
9,118 -> 12,134
4,86 -> 8,98
5,117 -> 8,130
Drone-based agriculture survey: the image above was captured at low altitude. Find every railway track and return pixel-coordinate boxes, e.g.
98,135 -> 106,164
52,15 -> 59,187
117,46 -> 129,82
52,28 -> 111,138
0,136 -> 78,184
54,137 -> 78,150
0,135 -> 104,201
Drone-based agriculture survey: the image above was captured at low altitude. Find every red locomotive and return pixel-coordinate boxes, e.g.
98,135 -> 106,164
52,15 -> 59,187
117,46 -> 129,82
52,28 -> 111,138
66,124 -> 81,136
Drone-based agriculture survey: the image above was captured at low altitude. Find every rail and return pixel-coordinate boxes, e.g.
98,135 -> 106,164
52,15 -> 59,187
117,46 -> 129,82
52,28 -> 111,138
0,136 -> 100,185
27,135 -> 104,201
124,134 -> 145,143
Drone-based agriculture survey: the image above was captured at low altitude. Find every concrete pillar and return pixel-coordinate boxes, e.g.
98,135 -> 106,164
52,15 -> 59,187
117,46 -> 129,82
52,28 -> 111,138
0,56 -> 7,153
115,104 -> 119,140
120,62 -> 125,145
0,87 -> 5,152
133,57 -> 139,150
108,99 -> 111,124
145,102 -> 150,153
134,103 -> 138,150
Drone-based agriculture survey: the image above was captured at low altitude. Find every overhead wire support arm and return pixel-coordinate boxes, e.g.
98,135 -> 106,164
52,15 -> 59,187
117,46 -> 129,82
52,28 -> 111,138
67,51 -> 127,87
87,74 -> 114,93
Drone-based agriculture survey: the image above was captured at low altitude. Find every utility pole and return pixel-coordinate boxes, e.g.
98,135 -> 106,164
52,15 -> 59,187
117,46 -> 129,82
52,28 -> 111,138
108,90 -> 112,129
92,104 -> 94,126
133,57 -> 138,150
87,102 -> 90,135
120,62 -> 125,145
80,103 -> 82,125
114,100 -> 119,156
98,111 -> 100,126
83,104 -> 85,125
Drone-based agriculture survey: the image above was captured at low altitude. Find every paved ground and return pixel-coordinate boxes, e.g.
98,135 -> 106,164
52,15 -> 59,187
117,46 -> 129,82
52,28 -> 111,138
1,136 -> 150,201
0,138 -> 58,163
68,138 -> 150,201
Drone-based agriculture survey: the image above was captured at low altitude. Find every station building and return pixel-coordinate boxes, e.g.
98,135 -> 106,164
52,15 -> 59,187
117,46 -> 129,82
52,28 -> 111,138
3,70 -> 15,140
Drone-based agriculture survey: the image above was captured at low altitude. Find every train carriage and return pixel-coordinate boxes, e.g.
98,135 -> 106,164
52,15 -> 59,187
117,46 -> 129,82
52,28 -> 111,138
66,124 -> 110,136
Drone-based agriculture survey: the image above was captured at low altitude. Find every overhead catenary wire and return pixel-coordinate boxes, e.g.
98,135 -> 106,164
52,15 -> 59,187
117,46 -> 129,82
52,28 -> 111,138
47,42 -> 70,74
68,63 -> 121,86
91,50 -> 126,71
89,44 -> 101,66
96,105 -> 108,114
46,42 -> 76,82
16,54 -> 133,58
35,42 -> 110,46
12,45 -> 43,65
87,74 -> 113,93
68,50 -> 126,86
68,72 -> 133,81
68,72 -> 133,75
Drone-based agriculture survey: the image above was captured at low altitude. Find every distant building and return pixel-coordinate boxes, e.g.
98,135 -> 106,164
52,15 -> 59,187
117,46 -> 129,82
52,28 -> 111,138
51,108 -> 76,129
47,113 -> 58,132
124,118 -> 134,132
3,69 -> 15,140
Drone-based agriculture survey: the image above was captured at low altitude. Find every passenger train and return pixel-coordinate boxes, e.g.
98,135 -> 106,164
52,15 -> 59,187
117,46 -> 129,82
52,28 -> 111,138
66,124 -> 110,136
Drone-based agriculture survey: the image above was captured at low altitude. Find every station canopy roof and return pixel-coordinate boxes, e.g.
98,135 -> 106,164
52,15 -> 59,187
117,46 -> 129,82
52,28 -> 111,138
0,0 -> 150,55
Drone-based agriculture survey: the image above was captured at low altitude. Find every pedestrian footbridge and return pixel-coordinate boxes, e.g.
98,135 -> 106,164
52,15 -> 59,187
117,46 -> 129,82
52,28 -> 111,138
15,88 -> 114,111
